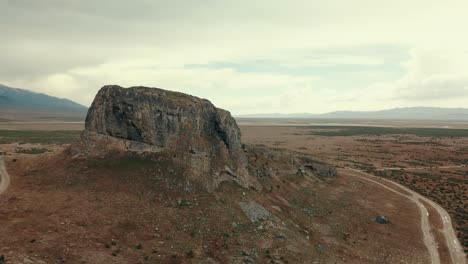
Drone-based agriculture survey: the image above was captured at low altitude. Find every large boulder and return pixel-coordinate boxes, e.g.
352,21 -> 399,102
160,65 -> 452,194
75,85 -> 260,192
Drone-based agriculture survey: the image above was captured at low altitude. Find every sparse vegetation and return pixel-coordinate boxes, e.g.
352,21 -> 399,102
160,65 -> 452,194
177,199 -> 192,208
375,168 -> 468,250
186,249 -> 194,258
15,148 -> 49,154
242,125 -> 468,254
1,123 -> 466,262
305,126 -> 468,137
88,154 -> 160,172
0,130 -> 81,144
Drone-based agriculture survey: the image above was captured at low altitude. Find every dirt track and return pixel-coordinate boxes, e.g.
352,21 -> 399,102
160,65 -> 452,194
0,157 -> 10,195
375,165 -> 467,171
342,168 -> 466,264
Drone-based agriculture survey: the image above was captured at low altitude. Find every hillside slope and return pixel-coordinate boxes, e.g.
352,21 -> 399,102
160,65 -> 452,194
0,84 -> 87,121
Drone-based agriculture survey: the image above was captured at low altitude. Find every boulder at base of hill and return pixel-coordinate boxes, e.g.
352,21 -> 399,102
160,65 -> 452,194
375,215 -> 390,224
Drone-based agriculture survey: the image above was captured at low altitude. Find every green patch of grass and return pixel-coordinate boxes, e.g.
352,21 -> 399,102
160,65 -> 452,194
305,126 -> 468,137
0,130 -> 81,144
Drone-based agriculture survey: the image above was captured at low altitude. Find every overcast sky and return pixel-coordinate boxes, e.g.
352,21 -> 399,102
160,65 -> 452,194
1,0 -> 468,114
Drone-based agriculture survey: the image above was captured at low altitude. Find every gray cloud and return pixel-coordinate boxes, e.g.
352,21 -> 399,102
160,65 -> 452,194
2,0 -> 468,113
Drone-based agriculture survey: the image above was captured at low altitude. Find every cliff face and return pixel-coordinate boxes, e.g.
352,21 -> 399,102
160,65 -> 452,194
85,86 -> 242,150
78,85 -> 259,191
74,85 -> 336,192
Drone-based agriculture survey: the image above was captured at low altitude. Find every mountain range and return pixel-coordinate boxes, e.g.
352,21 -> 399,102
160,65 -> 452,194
237,107 -> 468,120
2,83 -> 468,121
0,84 -> 88,121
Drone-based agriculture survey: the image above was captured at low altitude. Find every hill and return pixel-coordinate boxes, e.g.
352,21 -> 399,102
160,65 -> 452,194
238,107 -> 468,120
0,85 -> 436,263
0,84 -> 87,121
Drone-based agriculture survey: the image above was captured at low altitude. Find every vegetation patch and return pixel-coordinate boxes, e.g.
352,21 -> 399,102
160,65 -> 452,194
15,148 -> 49,154
0,130 -> 81,144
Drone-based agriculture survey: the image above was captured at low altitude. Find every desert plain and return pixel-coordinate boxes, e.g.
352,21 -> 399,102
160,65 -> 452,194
0,119 -> 466,263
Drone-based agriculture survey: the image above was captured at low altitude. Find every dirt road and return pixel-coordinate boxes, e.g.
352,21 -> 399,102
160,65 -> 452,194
342,168 -> 466,264
0,157 -> 10,195
375,165 -> 466,171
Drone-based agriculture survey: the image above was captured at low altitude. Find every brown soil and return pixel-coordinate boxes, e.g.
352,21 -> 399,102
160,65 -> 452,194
0,122 -> 84,131
241,125 -> 468,254
0,146 -> 430,263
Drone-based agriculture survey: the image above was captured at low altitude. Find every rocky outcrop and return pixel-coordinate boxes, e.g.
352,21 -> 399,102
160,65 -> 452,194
73,85 -> 336,192
245,144 -> 337,181
375,215 -> 390,224
74,85 -> 260,191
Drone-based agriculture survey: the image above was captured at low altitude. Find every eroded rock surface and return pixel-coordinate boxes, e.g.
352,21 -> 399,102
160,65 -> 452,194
75,85 -> 258,191
245,144 -> 337,181
73,85 -> 336,192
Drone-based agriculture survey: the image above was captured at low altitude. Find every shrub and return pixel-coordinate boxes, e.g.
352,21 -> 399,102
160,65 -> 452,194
186,250 -> 194,258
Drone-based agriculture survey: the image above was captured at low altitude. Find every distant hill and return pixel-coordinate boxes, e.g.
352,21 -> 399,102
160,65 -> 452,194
237,107 -> 468,120
0,84 -> 88,121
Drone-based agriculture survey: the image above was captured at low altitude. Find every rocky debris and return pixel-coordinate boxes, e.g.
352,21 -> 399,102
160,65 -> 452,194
375,215 -> 390,224
275,233 -> 286,240
73,85 -> 260,192
303,163 -> 337,177
245,144 -> 337,180
239,201 -> 275,222
198,258 -> 218,264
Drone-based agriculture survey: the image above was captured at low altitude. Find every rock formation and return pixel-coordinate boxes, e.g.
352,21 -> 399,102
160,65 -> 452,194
73,85 -> 336,192
74,85 -> 259,191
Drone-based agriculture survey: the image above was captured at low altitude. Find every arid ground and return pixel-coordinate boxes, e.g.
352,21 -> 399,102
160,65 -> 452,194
0,121 -> 467,263
240,124 -> 468,257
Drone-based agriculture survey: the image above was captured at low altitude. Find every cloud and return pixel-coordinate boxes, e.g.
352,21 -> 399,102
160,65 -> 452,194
2,0 -> 468,113
394,49 -> 468,101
